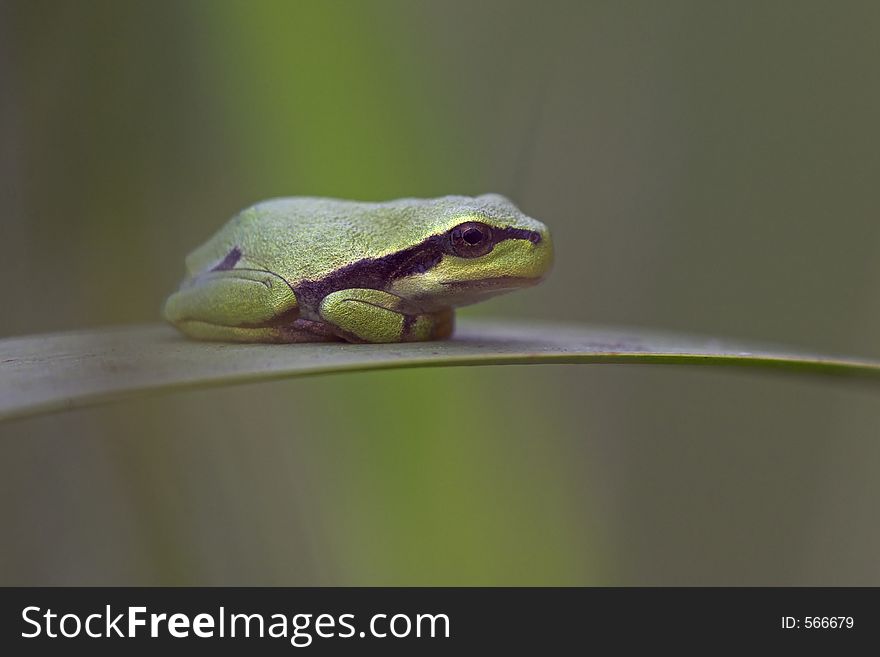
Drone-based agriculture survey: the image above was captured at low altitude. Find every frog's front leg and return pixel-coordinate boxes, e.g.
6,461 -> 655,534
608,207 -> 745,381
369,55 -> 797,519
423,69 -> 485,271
164,269 -> 338,343
319,289 -> 454,343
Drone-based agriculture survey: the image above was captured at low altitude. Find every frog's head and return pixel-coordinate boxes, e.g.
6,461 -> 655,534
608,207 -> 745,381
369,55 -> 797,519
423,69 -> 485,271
387,194 -> 553,311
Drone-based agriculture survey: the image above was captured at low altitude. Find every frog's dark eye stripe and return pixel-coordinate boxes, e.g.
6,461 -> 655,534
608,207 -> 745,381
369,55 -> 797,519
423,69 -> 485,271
293,223 -> 543,309
394,249 -> 444,277
495,226 -> 542,244
211,246 -> 242,271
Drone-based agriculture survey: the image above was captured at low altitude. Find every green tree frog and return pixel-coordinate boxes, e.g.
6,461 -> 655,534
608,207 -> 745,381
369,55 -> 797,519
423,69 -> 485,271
164,194 -> 553,343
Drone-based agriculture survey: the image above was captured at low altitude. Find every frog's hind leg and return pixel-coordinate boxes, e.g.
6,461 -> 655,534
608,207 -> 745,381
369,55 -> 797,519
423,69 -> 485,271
164,269 -> 340,343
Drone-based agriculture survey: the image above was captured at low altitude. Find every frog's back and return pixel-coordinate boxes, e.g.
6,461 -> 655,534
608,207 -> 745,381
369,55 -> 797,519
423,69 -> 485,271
184,196 -> 514,283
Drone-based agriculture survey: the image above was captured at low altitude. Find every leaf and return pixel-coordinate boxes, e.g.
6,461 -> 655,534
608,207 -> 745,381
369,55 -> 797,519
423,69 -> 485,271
2,319 -> 878,422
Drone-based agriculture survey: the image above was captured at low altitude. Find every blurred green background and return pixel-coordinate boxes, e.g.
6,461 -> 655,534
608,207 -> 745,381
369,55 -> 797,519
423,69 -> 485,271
2,0 -> 880,585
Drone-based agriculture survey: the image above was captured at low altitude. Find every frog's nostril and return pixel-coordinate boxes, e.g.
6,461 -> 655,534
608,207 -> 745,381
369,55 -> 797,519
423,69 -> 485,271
529,232 -> 541,244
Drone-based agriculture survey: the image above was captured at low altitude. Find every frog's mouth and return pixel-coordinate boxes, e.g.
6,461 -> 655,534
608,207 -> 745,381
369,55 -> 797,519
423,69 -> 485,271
440,275 -> 544,291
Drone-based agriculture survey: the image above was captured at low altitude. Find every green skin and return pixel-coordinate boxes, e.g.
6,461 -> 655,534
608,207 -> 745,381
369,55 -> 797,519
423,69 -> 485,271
164,194 -> 553,343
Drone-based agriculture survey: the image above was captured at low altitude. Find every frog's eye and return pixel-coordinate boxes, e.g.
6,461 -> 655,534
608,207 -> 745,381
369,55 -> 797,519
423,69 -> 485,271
450,221 -> 493,257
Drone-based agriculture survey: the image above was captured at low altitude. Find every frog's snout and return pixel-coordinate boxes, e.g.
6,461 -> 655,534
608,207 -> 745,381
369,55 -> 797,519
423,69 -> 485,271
528,226 -> 554,280
486,226 -> 554,282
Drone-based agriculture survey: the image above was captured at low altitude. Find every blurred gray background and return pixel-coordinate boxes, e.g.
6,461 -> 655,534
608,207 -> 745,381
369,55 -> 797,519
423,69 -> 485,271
1,0 -> 879,584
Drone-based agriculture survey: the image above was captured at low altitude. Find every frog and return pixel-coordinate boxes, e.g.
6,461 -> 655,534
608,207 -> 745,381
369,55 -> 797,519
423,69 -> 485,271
163,194 -> 553,343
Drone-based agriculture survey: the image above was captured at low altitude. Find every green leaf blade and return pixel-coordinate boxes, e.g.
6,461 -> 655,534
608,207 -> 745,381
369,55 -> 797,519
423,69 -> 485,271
2,319 -> 878,422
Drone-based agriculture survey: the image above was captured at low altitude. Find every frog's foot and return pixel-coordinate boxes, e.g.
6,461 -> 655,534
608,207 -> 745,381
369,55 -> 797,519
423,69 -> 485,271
172,316 -> 344,343
164,269 -> 341,343
319,288 -> 454,343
